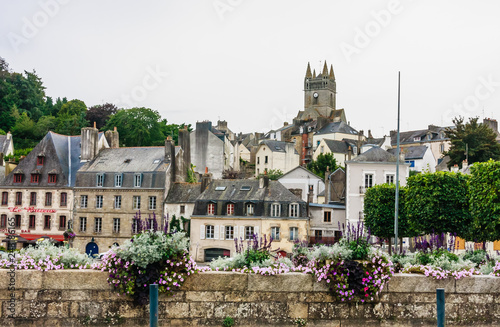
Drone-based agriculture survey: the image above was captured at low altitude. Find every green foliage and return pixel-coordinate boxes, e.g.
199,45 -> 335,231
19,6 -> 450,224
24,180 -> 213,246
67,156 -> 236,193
187,164 -> 197,183
58,99 -> 87,116
307,153 -> 337,177
222,316 -> 235,327
259,168 -> 283,180
160,120 -> 192,145
86,103 -> 118,130
468,160 -> 500,242
0,128 -> 5,135
405,171 -> 472,238
4,148 -> 33,163
445,116 -> 500,168
346,240 -> 370,261
364,184 -> 415,240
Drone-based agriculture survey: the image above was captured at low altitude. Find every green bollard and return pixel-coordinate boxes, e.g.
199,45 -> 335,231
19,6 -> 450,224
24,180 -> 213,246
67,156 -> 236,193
150,284 -> 158,327
436,288 -> 445,327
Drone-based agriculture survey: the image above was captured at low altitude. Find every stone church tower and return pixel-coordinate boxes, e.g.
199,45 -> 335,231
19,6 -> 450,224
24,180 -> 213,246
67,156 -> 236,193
296,61 -> 346,122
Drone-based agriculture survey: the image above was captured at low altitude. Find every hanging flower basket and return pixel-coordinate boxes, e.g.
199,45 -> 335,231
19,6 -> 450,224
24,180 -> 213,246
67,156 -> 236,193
64,228 -> 76,241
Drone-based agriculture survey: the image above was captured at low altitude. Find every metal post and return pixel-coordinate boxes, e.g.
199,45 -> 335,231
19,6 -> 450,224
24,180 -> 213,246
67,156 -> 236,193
394,71 -> 401,254
150,284 -> 158,327
436,288 -> 445,327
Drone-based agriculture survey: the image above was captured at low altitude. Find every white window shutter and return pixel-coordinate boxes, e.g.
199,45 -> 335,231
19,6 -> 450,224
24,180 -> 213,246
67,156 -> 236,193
239,226 -> 244,239
254,226 -> 260,237
214,225 -> 219,240
220,226 -> 225,240
200,225 -> 205,240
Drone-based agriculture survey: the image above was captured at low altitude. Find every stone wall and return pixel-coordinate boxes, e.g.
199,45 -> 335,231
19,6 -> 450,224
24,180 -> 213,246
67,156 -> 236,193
0,270 -> 499,326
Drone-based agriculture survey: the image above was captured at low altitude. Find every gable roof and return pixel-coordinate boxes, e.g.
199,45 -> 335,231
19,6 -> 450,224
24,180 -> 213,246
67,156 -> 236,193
259,140 -> 288,152
388,145 -> 428,160
166,183 -> 202,203
79,147 -> 167,173
323,139 -> 349,154
349,146 -> 397,163
390,125 -> 450,145
315,121 -> 358,136
278,165 -> 322,180
197,179 -> 304,203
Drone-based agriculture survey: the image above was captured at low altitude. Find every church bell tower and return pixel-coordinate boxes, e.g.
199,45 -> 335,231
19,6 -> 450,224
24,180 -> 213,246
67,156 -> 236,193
303,61 -> 336,119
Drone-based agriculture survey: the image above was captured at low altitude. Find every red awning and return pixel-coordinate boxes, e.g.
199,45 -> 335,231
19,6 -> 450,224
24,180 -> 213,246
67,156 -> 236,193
19,234 -> 65,242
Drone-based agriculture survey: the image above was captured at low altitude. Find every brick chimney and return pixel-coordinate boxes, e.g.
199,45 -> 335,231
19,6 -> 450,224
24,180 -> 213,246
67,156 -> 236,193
201,167 -> 212,192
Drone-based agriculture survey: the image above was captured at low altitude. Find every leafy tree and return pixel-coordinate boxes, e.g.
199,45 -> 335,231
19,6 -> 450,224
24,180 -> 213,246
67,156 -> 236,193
34,115 -> 57,139
86,103 -> 118,130
405,171 -> 472,238
266,168 -> 283,180
364,184 -> 415,254
159,120 -> 193,145
467,160 -> 500,243
58,99 -> 87,117
307,153 -> 337,177
12,112 -> 36,148
56,113 -> 88,136
445,116 -> 500,168
103,107 -> 166,146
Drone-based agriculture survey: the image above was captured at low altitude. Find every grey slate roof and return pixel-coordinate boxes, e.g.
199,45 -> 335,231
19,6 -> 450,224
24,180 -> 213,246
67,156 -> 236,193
323,139 -> 349,154
197,179 -> 303,203
79,147 -> 167,172
388,145 -> 428,160
259,140 -> 288,152
350,146 -> 397,163
390,125 -> 450,145
315,121 -> 358,136
0,131 -> 88,187
165,183 -> 202,203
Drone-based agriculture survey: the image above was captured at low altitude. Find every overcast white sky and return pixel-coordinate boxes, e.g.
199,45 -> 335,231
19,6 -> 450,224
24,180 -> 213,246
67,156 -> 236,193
1,0 -> 499,136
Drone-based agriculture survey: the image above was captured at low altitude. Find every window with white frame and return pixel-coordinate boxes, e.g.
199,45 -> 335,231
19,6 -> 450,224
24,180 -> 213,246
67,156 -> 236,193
289,203 -> 299,217
271,203 -> 281,217
364,173 -> 374,189
132,220 -> 139,234
385,174 -> 395,184
133,196 -> 141,210
440,143 -> 445,153
271,226 -> 280,240
320,145 -> 324,153
149,196 -> 156,210
289,227 -> 298,241
96,195 -> 103,209
206,225 -> 214,239
245,226 -> 254,240
80,217 -> 87,232
115,174 -> 122,187
225,226 -> 234,240
246,203 -> 254,216
207,203 -> 215,215
134,173 -> 142,187
96,173 -> 104,187
81,195 -> 88,208
113,218 -> 120,233
226,203 -> 234,215
114,195 -> 121,209
94,217 -> 102,233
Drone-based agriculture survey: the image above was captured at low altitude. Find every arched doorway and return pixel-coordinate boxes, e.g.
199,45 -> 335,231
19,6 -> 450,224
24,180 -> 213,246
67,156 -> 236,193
86,242 -> 99,257
204,248 -> 230,262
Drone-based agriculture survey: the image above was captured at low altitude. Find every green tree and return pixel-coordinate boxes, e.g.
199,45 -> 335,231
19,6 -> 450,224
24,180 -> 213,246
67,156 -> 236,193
364,184 -> 415,254
34,115 -> 57,139
58,99 -> 87,117
405,171 -> 472,238
445,116 -> 500,168
159,120 -> 193,145
104,107 -> 166,146
467,160 -> 500,243
307,153 -> 337,177
12,112 -> 36,148
56,113 -> 88,136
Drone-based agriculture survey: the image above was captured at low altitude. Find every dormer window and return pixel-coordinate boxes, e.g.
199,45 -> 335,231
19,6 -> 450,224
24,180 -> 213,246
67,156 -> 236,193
96,173 -> 104,187
207,203 -> 215,215
30,174 -> 40,184
289,203 -> 299,217
48,174 -> 56,184
226,203 -> 234,216
271,203 -> 281,217
13,173 -> 23,184
114,174 -> 123,187
134,173 -> 142,187
37,156 -> 44,166
246,203 -> 254,216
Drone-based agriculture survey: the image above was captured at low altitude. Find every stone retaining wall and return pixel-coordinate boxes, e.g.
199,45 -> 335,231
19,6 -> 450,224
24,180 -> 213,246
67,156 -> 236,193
0,269 -> 499,326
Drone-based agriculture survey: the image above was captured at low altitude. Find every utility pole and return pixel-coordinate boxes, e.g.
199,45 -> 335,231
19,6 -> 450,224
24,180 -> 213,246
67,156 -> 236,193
394,72 -> 401,254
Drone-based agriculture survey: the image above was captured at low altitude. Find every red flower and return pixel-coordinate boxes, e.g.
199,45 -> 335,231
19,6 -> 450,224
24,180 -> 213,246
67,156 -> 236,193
365,294 -> 369,297
366,271 -> 370,275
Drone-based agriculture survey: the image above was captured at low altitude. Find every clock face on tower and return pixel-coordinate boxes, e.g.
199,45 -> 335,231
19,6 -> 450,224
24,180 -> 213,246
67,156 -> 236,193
313,92 -> 318,98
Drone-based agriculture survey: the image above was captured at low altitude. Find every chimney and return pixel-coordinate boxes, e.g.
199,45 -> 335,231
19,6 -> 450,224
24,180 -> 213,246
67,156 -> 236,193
259,170 -> 270,189
324,166 -> 330,204
462,159 -> 468,170
165,136 -> 175,163
0,153 -> 3,167
105,127 -> 119,148
178,127 -> 191,175
283,122 -> 289,126
201,167 -> 212,192
347,146 -> 352,161
451,164 -> 459,172
81,126 -> 99,162
307,184 -> 314,216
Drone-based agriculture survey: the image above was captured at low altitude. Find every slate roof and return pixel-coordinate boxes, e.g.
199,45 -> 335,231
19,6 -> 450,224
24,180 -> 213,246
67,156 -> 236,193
78,147 -> 167,173
315,121 -> 358,136
278,165 -> 322,180
1,131 -> 89,187
349,146 -> 397,163
390,125 -> 450,145
388,145 -> 428,160
259,140 -> 288,153
165,183 -> 202,203
323,139 -> 349,154
197,179 -> 303,203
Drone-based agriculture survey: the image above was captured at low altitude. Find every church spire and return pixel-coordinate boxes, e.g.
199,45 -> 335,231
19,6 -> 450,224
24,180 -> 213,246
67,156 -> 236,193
305,62 -> 312,78
329,64 -> 335,79
322,60 -> 328,76
313,69 -> 316,78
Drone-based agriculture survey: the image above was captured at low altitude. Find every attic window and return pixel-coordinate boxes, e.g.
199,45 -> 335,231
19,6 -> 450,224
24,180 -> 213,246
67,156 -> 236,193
13,174 -> 23,184
153,159 -> 160,164
240,186 -> 251,191
37,156 -> 44,166
275,146 -> 280,150
215,186 -> 226,191
48,174 -> 56,184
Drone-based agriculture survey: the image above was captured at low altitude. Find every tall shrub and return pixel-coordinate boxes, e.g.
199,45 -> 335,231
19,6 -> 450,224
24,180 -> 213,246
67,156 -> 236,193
468,160 -> 500,243
405,171 -> 472,238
